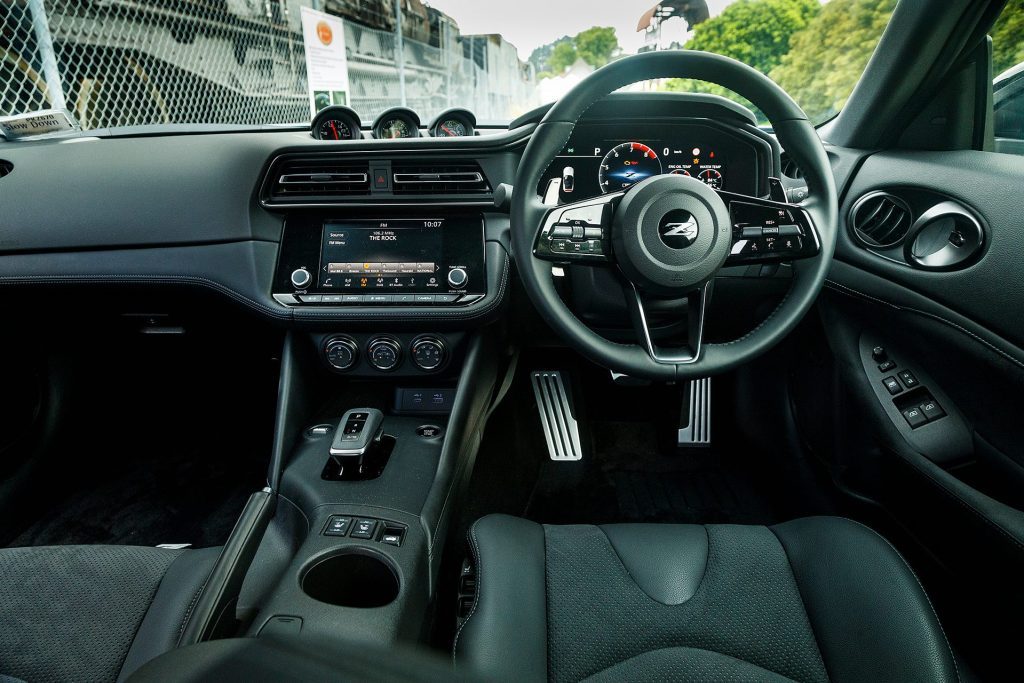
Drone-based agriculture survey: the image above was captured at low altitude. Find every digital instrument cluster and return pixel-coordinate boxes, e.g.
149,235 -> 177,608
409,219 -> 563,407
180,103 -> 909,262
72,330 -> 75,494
539,121 -> 764,202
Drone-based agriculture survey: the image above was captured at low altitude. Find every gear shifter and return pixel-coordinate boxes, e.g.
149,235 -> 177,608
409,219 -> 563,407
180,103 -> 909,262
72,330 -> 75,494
330,408 -> 384,460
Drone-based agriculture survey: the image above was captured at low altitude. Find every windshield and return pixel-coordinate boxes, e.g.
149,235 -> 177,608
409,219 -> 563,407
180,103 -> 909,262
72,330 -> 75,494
0,0 -> 900,133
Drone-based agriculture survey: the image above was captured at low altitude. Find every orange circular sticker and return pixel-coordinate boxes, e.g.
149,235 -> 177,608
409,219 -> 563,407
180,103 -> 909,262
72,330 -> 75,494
316,21 -> 333,46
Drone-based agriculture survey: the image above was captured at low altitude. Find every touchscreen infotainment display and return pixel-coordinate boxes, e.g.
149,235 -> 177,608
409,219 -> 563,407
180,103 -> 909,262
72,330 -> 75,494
318,218 -> 452,292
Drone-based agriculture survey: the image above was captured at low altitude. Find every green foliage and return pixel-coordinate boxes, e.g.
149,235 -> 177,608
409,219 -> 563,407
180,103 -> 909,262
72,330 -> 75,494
534,27 -> 619,77
529,36 -> 571,76
548,42 -> 579,75
684,0 -> 820,74
992,0 -> 1024,76
771,0 -> 896,122
663,0 -> 820,122
575,27 -> 619,69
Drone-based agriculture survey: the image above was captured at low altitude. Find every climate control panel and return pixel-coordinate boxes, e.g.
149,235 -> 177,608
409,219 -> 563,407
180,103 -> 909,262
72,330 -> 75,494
318,333 -> 454,376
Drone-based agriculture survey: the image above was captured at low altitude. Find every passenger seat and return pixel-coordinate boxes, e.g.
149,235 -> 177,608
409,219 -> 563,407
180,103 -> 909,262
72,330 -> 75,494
0,544 -> 220,682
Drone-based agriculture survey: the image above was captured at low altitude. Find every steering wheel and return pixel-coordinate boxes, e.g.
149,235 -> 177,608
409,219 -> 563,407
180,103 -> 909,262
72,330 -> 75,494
512,51 -> 838,381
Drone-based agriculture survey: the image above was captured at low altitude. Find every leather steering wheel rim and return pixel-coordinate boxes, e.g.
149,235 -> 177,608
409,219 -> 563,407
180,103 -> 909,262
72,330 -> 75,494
511,50 -> 838,381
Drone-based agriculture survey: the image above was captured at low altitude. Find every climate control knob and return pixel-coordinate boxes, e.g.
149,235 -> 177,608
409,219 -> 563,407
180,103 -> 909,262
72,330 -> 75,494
367,337 -> 402,372
447,268 -> 468,289
290,268 -> 312,289
324,336 -> 358,371
411,336 -> 448,371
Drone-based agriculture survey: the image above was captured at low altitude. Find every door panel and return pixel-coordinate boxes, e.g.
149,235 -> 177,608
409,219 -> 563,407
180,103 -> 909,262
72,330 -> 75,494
812,148 -> 1024,612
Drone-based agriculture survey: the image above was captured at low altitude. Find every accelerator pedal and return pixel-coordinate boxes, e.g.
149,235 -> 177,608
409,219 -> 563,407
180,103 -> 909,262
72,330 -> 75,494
677,377 -> 712,448
531,371 -> 583,461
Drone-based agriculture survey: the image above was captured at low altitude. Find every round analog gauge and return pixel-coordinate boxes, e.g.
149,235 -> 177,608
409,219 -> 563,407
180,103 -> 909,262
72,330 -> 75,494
317,118 -> 355,141
599,142 -> 662,192
435,119 -> 467,137
379,118 -> 413,139
670,169 -> 691,176
697,168 -> 724,190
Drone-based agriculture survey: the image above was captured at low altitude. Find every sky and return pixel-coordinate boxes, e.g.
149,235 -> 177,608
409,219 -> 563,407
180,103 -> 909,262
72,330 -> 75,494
425,0 -> 736,61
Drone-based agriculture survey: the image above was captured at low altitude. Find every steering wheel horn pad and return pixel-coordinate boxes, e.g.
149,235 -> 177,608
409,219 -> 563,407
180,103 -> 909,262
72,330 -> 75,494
612,174 -> 733,295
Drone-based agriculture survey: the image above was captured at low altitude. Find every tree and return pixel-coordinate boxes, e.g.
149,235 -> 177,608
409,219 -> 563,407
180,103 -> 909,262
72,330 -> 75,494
684,0 -> 819,75
535,27 -> 620,77
770,0 -> 897,122
548,41 -> 579,74
529,36 -> 571,76
992,0 -> 1024,76
663,0 -> 819,118
575,27 -> 619,69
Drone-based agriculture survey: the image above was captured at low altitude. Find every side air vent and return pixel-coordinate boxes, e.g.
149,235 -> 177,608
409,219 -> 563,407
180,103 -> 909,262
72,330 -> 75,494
849,191 -> 912,247
392,161 -> 490,195
779,153 -> 802,180
0,160 -> 12,178
265,157 -> 370,201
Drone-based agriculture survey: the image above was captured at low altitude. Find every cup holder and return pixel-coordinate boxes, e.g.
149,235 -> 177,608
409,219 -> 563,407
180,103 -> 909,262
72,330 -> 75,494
301,550 -> 400,608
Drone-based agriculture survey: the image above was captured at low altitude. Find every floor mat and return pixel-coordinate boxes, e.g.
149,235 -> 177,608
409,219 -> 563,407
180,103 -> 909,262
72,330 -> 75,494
8,450 -> 258,549
526,420 -> 777,526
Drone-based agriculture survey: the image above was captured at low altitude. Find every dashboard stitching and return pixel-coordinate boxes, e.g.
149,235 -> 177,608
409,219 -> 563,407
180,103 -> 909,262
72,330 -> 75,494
825,280 -> 1024,371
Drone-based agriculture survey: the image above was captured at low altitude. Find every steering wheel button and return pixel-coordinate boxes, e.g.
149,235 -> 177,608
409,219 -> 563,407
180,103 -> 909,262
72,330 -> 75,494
551,226 -> 573,238
779,225 -> 801,236
584,227 -> 603,239
561,204 -> 606,226
762,226 -> 780,236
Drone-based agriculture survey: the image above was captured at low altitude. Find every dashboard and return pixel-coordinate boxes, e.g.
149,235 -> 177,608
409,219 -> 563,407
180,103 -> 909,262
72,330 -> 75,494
537,121 -> 767,201
0,93 -> 781,331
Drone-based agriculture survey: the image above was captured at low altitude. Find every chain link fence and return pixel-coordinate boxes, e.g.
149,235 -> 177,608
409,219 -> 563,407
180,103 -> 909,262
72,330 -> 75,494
0,0 -> 537,130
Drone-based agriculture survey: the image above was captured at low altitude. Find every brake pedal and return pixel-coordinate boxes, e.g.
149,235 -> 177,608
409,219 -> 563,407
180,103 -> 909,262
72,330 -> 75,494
531,371 -> 583,461
677,377 -> 711,448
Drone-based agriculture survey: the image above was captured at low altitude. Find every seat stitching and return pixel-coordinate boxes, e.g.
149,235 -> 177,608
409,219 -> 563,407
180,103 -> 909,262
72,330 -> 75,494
176,574 -> 209,642
451,519 -> 484,662
841,518 -> 960,683
595,525 -> 710,606
582,645 -> 803,682
764,525 -> 830,683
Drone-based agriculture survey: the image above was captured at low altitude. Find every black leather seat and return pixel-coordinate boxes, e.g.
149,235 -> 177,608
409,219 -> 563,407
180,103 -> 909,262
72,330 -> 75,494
454,515 -> 959,682
0,544 -> 220,683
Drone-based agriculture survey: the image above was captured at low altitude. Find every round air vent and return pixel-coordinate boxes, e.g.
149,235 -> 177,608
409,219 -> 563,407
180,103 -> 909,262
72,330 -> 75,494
849,191 -> 912,248
0,160 -> 12,178
779,152 -> 802,180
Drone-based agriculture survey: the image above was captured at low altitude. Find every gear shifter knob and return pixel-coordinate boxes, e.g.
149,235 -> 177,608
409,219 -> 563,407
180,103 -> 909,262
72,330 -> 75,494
329,408 -> 384,458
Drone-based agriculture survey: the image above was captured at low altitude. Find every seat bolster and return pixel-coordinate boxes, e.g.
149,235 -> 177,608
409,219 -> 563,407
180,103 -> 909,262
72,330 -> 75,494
453,514 -> 548,682
772,517 -> 959,683
118,547 -> 222,682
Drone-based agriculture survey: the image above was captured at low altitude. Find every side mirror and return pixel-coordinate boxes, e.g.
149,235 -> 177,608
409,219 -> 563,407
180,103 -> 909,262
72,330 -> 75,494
994,62 -> 1024,155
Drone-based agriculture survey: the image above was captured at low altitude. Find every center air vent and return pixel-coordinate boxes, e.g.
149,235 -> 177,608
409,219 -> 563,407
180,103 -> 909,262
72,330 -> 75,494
265,157 -> 370,202
392,161 -> 489,195
849,191 -> 912,247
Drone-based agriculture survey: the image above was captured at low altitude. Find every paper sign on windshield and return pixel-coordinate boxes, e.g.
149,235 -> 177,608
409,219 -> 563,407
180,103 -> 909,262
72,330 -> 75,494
300,7 -> 351,118
0,109 -> 80,140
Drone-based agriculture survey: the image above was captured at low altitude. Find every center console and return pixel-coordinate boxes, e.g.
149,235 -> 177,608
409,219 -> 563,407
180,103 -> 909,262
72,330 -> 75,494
273,213 -> 486,307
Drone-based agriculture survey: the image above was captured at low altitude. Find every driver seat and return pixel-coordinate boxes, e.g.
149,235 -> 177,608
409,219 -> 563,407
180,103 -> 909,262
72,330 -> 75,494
453,515 -> 958,682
